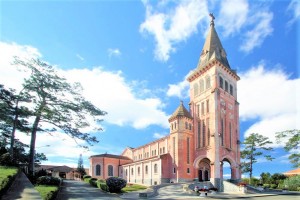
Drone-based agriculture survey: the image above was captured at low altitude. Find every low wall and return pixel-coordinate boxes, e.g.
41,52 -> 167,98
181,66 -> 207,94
223,181 -> 246,193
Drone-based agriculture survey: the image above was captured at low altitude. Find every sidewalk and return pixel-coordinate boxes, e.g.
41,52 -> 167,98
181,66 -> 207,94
1,171 -> 42,200
120,183 -> 299,199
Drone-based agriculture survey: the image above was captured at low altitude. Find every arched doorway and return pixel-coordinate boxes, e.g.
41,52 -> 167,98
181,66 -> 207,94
221,158 -> 232,180
198,158 -> 210,182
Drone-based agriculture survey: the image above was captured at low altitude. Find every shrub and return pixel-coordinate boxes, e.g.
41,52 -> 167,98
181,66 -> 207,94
89,178 -> 97,187
35,169 -> 48,178
0,153 -> 15,166
0,166 -> 19,198
283,175 -> 300,191
106,177 -> 127,193
98,182 -> 109,192
83,175 -> 91,179
84,177 -> 91,183
98,179 -> 106,183
36,176 -> 61,186
35,185 -> 59,200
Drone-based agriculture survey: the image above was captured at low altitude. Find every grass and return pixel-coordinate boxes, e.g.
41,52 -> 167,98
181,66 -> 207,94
35,185 -> 59,200
0,166 -> 18,182
0,166 -> 18,195
122,184 -> 147,192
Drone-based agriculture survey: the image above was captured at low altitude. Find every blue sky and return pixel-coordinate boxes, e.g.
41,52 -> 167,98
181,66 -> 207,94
0,0 -> 299,178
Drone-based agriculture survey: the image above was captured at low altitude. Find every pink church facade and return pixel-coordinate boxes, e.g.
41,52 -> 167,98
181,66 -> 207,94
89,16 -> 241,188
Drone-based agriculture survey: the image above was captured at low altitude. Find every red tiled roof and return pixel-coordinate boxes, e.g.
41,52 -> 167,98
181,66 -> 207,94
90,153 -> 131,160
283,168 -> 300,176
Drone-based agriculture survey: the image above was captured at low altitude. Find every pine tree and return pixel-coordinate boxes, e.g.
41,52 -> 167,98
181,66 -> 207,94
77,154 -> 86,178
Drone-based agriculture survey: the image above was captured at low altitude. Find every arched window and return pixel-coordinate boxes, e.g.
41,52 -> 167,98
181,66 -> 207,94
131,168 -> 134,175
95,164 -> 101,176
206,76 -> 211,89
138,167 -> 140,176
219,76 -> 223,89
225,81 -> 228,92
125,169 -> 128,176
154,164 -> 158,173
108,165 -> 113,176
145,165 -> 148,174
230,84 -> 233,95
199,79 -> 204,93
185,122 -> 188,129
194,83 -> 199,96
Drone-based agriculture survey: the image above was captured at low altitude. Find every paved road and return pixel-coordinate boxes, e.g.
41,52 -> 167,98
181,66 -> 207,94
56,180 -> 300,200
56,180 -> 121,200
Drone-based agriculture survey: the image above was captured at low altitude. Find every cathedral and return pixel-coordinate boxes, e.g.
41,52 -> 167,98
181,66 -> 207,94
89,15 -> 241,188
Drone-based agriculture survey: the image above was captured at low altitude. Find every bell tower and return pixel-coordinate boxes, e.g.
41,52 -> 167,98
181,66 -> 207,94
187,14 -> 241,188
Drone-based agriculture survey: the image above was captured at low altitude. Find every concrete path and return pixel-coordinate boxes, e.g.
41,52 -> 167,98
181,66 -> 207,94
56,179 -> 121,200
122,183 -> 300,200
1,171 -> 42,200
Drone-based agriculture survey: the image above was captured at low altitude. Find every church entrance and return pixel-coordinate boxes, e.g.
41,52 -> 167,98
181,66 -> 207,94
198,158 -> 210,182
198,170 -> 203,181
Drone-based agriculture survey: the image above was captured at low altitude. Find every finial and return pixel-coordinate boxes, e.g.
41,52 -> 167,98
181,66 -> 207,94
180,100 -> 183,105
209,13 -> 215,26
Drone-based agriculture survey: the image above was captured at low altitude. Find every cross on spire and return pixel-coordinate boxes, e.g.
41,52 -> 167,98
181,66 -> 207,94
209,13 -> 215,26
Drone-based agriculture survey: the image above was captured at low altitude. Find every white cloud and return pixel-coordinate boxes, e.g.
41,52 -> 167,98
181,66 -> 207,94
166,72 -> 191,99
238,63 -> 300,147
0,41 -> 169,130
240,11 -> 273,52
108,48 -> 121,57
287,0 -> 300,26
0,41 -> 41,91
218,0 -> 249,36
0,41 -> 170,165
63,68 -> 169,129
140,0 -> 208,61
153,132 -> 167,139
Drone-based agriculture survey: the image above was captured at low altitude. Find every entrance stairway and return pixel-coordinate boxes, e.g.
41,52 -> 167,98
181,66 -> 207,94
188,181 -> 213,191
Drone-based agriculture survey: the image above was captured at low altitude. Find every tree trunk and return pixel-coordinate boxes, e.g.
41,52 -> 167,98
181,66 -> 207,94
10,100 -> 19,160
28,99 -> 45,175
29,114 -> 41,175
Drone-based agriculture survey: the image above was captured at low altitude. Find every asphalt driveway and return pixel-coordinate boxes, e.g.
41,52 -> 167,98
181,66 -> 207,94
56,179 -> 121,200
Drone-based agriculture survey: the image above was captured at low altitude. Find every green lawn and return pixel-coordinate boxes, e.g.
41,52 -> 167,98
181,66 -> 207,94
122,184 -> 147,192
0,166 -> 18,180
35,185 -> 59,200
0,166 -> 18,192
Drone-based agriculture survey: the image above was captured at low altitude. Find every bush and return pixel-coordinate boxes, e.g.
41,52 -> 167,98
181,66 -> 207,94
106,177 -> 127,193
35,169 -> 48,178
83,175 -> 91,179
284,175 -> 300,191
0,166 -> 19,198
98,179 -> 105,183
84,177 -> 91,183
35,185 -> 59,200
0,153 -> 15,166
98,182 -> 109,192
89,178 -> 97,187
36,176 -> 61,186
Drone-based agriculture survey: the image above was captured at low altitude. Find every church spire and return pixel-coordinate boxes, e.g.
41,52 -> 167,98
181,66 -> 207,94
197,13 -> 230,69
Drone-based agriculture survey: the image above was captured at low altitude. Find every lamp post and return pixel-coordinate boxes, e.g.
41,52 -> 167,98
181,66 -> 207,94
33,145 -> 50,175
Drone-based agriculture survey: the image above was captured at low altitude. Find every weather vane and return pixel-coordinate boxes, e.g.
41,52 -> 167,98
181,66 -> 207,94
209,13 -> 215,26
